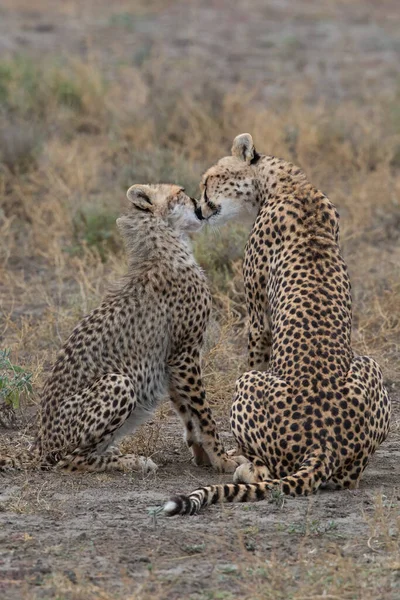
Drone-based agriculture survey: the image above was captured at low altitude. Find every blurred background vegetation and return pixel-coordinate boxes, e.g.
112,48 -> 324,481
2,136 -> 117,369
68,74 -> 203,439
0,0 -> 399,407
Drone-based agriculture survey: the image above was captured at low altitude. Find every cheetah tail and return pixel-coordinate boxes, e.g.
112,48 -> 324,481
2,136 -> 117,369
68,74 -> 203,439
163,450 -> 334,516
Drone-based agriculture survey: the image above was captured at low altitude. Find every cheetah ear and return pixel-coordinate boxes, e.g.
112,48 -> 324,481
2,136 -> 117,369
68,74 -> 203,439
126,185 -> 153,212
231,133 -> 256,164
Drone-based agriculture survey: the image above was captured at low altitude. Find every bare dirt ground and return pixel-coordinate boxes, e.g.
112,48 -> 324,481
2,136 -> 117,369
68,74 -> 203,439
0,405 -> 400,599
0,1 -> 399,598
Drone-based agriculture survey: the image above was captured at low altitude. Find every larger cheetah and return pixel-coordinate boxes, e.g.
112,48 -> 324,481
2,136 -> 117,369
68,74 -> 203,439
164,134 -> 391,516
1,184 -> 238,474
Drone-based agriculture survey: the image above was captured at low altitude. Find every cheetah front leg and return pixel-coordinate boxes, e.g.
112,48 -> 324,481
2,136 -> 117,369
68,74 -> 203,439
169,352 -> 238,473
248,314 -> 272,371
169,384 -> 212,467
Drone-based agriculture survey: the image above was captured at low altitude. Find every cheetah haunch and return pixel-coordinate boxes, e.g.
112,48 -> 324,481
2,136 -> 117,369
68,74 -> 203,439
164,134 -> 391,516
1,184 -> 237,474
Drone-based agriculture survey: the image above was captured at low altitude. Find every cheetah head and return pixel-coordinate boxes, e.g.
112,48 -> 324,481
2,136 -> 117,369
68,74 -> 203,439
123,184 -> 204,233
199,133 -> 260,225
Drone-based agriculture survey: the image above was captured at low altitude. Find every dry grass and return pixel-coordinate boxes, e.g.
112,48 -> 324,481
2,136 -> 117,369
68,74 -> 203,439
1,55 -> 399,391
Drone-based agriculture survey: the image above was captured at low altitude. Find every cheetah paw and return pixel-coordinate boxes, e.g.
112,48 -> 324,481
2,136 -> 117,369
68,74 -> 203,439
213,454 -> 244,474
226,449 -> 249,465
233,462 -> 256,483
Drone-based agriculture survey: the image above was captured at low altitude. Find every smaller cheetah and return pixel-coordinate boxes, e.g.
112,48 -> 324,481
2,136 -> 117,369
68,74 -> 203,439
164,134 -> 391,516
0,184 -> 238,474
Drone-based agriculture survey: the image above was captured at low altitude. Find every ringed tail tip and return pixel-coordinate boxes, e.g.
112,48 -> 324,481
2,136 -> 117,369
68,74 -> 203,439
163,498 -> 181,516
163,494 -> 199,516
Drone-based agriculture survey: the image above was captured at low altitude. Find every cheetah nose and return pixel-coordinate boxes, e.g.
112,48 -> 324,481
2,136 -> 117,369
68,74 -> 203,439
195,206 -> 204,221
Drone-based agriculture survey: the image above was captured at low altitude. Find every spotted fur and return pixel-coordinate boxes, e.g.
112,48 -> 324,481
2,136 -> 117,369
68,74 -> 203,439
164,134 -> 391,516
0,184 -> 238,474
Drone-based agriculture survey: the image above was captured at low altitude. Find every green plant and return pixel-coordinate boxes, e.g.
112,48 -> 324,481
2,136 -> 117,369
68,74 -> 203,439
71,206 -> 121,262
287,519 -> 339,536
53,78 -> 83,111
182,543 -> 206,555
269,487 -> 286,509
1,56 -> 43,117
0,349 -> 32,425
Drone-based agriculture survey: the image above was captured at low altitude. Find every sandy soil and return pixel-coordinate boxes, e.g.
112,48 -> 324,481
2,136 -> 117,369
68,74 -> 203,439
0,398 -> 399,599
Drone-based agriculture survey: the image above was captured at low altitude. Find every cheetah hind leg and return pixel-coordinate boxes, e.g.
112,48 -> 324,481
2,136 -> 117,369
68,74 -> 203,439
59,449 -> 158,473
323,355 -> 391,491
55,373 -> 158,474
328,355 -> 391,490
328,467 -> 363,490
